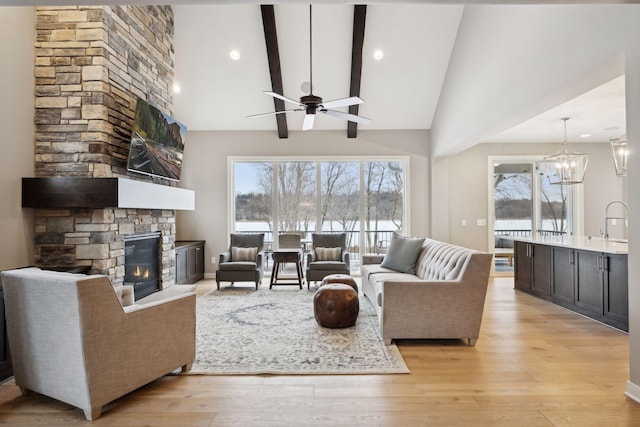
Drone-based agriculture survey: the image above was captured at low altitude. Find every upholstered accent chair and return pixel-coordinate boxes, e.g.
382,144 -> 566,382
0,268 -> 196,421
306,232 -> 350,283
216,233 -> 265,290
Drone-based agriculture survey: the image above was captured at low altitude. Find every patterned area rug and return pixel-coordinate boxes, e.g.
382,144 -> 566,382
188,287 -> 409,375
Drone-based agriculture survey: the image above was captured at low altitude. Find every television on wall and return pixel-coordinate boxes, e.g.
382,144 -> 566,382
127,98 -> 187,182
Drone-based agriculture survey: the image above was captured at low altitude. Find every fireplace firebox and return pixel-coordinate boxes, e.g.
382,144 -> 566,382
124,232 -> 161,300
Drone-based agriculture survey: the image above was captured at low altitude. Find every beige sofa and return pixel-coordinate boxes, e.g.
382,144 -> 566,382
1,268 -> 196,421
361,238 -> 492,345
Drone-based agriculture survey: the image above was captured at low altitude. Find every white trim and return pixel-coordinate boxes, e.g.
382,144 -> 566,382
625,380 -> 640,403
228,155 -> 408,162
226,157 -> 235,249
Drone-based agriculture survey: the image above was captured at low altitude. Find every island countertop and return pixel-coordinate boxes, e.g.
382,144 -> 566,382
510,235 -> 628,254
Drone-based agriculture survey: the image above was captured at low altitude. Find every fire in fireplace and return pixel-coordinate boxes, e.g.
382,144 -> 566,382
124,232 -> 161,300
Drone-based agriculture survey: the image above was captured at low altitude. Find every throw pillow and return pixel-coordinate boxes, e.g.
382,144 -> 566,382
315,247 -> 342,261
380,233 -> 425,274
231,246 -> 258,262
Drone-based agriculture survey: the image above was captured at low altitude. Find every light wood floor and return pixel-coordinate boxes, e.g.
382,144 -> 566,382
1,277 -> 639,426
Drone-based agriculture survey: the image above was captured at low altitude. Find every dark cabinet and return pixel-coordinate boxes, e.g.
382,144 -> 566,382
0,287 -> 13,382
552,247 -> 574,306
175,241 -> 205,284
514,241 -> 532,291
514,242 -> 551,298
531,244 -> 552,298
513,241 -> 628,331
604,253 -> 629,328
574,250 -> 604,316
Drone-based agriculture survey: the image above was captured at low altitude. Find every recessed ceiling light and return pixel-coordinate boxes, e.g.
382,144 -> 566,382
172,83 -> 181,94
579,133 -> 591,138
373,50 -> 384,60
229,50 -> 240,61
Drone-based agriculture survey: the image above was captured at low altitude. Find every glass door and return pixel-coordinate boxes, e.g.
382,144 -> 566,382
493,163 -> 533,274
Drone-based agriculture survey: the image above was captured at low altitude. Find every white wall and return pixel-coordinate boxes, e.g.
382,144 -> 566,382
432,5 -> 640,157
176,129 -> 429,275
431,142 -> 625,251
0,7 -> 35,270
625,36 -> 640,403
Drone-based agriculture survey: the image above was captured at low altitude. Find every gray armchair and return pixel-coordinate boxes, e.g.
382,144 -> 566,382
216,233 -> 265,290
306,233 -> 350,283
1,267 -> 195,421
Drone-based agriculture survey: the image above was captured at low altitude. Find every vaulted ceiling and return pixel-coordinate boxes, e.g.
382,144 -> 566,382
11,1 -> 626,146
173,4 -> 464,134
172,3 -> 626,145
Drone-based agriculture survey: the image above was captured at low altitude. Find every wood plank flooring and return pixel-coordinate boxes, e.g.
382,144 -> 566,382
1,277 -> 639,426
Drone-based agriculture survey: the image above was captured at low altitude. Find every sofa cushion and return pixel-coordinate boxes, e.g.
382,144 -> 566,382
315,247 -> 342,261
231,246 -> 258,262
380,233 -> 425,274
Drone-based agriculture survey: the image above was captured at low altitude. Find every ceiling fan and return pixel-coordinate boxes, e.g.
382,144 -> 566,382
248,4 -> 371,131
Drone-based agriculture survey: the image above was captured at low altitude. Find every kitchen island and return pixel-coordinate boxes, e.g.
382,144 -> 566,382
512,235 -> 628,332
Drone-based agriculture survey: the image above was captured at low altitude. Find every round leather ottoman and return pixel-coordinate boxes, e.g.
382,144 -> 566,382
320,274 -> 358,293
313,283 -> 359,328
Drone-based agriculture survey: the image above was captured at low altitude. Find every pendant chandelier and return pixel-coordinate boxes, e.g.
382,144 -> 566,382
609,134 -> 628,177
543,117 -> 589,185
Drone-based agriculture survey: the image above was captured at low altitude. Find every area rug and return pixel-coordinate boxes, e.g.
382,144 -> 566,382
188,287 -> 409,375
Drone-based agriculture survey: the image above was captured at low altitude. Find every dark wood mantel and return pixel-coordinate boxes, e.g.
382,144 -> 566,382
22,177 -> 195,210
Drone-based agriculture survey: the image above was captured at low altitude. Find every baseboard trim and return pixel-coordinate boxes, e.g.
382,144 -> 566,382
204,272 -> 216,279
625,380 -> 640,403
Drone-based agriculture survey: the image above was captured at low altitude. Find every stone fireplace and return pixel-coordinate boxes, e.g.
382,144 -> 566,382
29,6 -> 185,289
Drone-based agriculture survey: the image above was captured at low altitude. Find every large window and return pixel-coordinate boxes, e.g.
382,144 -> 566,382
231,158 -> 408,271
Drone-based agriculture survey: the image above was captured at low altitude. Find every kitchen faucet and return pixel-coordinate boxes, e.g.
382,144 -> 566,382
602,200 -> 628,240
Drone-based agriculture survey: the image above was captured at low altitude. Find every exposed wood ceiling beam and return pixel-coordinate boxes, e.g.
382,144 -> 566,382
348,5 -> 366,139
261,5 -> 288,139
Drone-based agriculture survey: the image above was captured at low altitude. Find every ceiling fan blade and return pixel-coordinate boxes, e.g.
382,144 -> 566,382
247,109 -> 301,118
302,114 -> 315,131
264,91 -> 303,107
322,109 -> 371,124
320,96 -> 364,109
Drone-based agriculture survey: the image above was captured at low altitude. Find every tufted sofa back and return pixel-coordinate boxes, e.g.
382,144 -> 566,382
414,239 -> 474,281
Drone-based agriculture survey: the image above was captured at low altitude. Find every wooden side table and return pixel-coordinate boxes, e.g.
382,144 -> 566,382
270,249 -> 304,289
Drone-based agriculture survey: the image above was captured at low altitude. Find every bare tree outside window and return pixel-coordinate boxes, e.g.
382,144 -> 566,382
320,162 -> 360,249
365,161 -> 403,252
537,163 -> 570,234
257,162 -> 315,233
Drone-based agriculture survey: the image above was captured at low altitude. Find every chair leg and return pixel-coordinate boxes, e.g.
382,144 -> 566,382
216,280 -> 220,290
83,406 -> 102,421
18,386 -> 32,396
182,363 -> 193,373
467,338 -> 477,346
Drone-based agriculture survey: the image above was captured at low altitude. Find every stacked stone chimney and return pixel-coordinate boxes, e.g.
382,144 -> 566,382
32,5 -> 178,287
